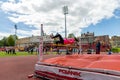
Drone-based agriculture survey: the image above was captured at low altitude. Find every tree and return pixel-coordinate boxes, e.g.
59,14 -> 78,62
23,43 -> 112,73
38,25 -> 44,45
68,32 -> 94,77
3,37 -> 8,46
68,33 -> 79,42
68,33 -> 75,38
7,35 -> 15,46
14,34 -> 18,40
0,35 -> 18,47
0,40 -> 3,46
0,37 -> 8,47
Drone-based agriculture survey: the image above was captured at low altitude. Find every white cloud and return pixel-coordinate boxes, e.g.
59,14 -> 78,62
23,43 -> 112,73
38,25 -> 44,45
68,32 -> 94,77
0,32 -> 10,40
1,0 -> 120,38
0,29 -> 31,40
17,29 -> 42,38
17,29 -> 31,35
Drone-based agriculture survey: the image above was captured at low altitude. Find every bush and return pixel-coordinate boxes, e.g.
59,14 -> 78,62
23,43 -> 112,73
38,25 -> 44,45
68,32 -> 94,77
112,48 -> 120,53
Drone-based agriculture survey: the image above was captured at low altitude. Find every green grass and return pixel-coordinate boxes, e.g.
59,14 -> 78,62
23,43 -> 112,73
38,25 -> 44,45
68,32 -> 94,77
0,51 -> 64,57
0,51 -> 37,57
112,48 -> 120,53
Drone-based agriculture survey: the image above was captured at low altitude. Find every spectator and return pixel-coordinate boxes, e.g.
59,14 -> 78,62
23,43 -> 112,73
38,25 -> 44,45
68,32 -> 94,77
30,48 -> 33,54
108,44 -> 112,55
96,40 -> 101,54
13,48 -> 16,54
78,48 -> 83,54
108,48 -> 112,55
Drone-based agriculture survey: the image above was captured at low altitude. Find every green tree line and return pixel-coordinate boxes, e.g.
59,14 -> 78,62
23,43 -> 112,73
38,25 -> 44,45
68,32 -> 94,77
0,35 -> 18,47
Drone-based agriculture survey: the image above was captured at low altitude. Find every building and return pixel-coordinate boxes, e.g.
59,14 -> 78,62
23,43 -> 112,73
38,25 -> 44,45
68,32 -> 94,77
16,35 -> 54,50
110,36 -> 120,47
95,35 -> 110,45
16,37 -> 30,48
81,32 -> 94,45
80,32 -> 110,52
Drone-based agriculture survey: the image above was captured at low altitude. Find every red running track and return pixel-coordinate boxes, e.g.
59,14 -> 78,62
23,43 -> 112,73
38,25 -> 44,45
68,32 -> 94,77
0,54 -> 63,80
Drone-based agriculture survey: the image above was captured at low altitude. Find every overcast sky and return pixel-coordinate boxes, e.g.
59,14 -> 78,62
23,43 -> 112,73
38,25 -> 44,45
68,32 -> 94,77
0,0 -> 120,40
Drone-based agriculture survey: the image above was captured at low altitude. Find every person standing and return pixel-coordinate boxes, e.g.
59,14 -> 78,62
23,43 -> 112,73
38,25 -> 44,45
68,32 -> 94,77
107,43 -> 112,55
96,40 -> 101,54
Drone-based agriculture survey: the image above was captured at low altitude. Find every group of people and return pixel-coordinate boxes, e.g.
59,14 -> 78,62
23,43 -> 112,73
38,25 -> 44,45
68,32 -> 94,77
5,47 -> 16,54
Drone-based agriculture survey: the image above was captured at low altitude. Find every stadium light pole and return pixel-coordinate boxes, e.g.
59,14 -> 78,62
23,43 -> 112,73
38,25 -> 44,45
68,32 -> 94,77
14,24 -> 17,46
63,6 -> 68,38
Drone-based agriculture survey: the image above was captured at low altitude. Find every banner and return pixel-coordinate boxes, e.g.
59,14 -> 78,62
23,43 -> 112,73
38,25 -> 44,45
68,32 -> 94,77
35,63 -> 120,80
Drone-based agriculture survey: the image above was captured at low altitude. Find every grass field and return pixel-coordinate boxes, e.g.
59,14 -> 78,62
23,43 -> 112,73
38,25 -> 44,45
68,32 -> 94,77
0,51 -> 58,57
0,51 -> 38,57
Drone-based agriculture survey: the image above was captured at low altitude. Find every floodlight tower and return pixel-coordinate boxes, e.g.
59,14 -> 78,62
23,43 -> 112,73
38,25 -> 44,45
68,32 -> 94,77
63,6 -> 68,38
14,24 -> 17,46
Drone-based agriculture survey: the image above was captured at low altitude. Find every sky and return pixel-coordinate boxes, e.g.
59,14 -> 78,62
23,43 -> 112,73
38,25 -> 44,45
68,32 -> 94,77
0,0 -> 120,40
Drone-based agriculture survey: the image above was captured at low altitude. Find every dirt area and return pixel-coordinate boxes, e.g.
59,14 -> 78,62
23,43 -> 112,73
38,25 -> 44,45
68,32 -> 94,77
0,54 -> 63,80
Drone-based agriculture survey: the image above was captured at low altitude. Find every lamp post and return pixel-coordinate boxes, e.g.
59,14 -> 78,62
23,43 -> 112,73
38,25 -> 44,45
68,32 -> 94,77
63,6 -> 68,38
